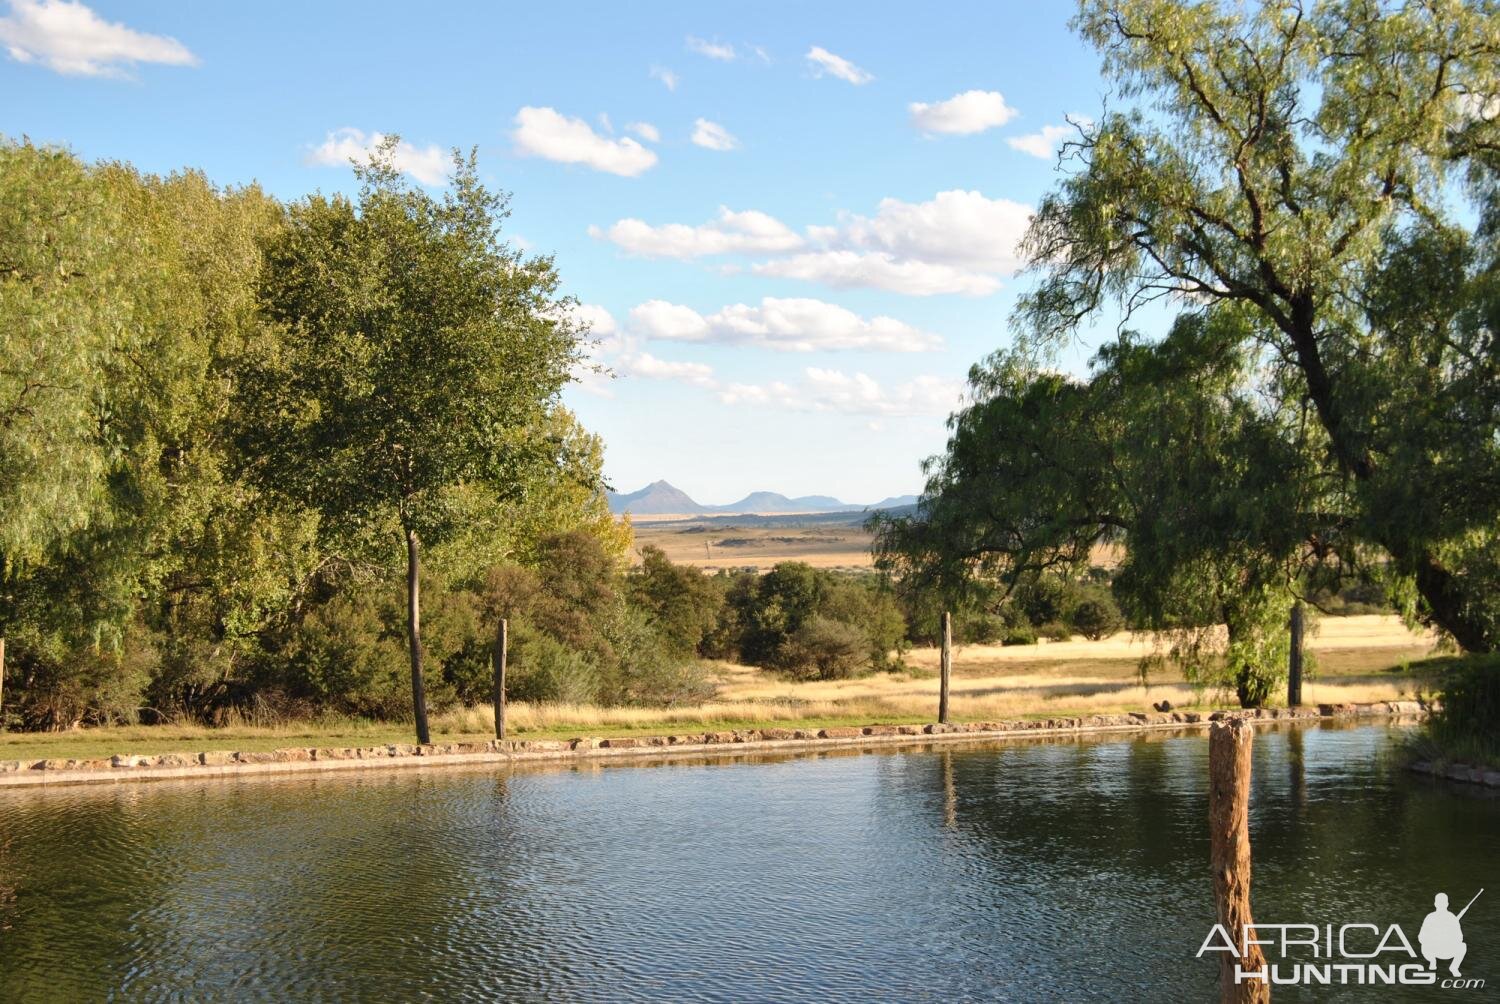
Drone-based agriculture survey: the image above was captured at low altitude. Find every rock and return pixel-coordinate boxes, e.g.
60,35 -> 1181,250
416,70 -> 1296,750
922,723 -> 960,735
357,746 -> 390,758
862,725 -> 899,736
898,725 -> 925,735
524,740 -> 569,753
111,754 -> 148,768
233,751 -> 277,764
667,734 -> 703,745
570,737 -> 602,751
453,742 -> 491,754
0,760 -> 21,772
1482,772 -> 1500,788
1446,764 -> 1473,782
386,744 -> 417,757
1389,700 -> 1423,715
1129,712 -> 1149,723
199,751 -> 234,766
792,729 -> 820,740
153,753 -> 196,768
600,737 -> 641,748
732,730 -> 758,743
759,727 -> 795,740
818,727 -> 863,739
645,736 -> 670,747
272,748 -> 312,762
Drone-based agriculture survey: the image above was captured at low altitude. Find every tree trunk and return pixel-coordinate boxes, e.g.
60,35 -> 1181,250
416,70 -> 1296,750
1209,720 -> 1270,1003
405,527 -> 431,745
492,618 -> 508,740
1287,602 -> 1303,708
1284,315 -> 1492,652
0,636 -> 6,732
938,611 -> 952,725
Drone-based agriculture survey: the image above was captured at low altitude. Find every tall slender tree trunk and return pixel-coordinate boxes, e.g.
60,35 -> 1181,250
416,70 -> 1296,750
405,527 -> 431,745
1209,719 -> 1269,1003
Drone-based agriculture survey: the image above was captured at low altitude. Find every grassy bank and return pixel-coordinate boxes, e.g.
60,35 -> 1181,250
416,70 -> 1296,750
0,615 -> 1436,763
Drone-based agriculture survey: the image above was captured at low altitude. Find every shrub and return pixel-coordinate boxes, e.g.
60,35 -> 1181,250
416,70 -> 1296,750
1039,621 -> 1073,642
1069,589 -> 1125,640
1001,625 -> 1038,646
774,616 -> 870,681
627,545 -> 724,656
1426,655 -> 1500,764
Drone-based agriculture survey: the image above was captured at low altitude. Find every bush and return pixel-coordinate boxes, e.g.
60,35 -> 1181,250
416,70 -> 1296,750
1426,655 -> 1500,764
774,616 -> 871,681
1039,621 -> 1073,641
1001,625 -> 1038,646
1069,589 -> 1125,640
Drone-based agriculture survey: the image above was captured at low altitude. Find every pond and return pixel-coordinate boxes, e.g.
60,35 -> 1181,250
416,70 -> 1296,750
0,723 -> 1494,1001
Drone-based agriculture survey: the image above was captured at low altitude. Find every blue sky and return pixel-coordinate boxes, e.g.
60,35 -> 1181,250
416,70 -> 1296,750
2,0 -> 1124,505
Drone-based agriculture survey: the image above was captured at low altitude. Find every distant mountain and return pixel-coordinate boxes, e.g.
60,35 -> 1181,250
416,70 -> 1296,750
607,480 -> 919,516
864,494 -> 919,510
607,480 -> 711,515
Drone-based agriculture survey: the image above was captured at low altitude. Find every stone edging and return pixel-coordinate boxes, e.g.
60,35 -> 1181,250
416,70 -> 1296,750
1407,759 -> 1500,788
0,701 -> 1426,790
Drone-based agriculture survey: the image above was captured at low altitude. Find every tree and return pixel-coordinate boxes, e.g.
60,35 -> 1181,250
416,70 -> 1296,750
1018,0 -> 1500,650
244,140 -> 588,742
876,312 -> 1326,706
627,546 -> 723,656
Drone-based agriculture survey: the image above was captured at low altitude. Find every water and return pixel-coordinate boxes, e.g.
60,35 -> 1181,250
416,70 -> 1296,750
0,723 -> 1494,1002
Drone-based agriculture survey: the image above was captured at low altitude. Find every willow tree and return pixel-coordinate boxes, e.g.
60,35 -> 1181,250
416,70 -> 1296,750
245,141 -> 587,743
875,312 -> 1329,706
1018,0 -> 1500,650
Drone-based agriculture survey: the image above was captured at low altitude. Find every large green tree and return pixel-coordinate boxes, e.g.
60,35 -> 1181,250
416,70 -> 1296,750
1018,0 -> 1500,650
244,141 -> 589,743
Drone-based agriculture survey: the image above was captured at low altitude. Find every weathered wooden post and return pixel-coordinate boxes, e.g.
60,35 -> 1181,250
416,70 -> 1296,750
0,636 -> 6,731
939,610 -> 952,725
491,618 -> 508,740
1209,719 -> 1270,1003
1286,602 -> 1303,708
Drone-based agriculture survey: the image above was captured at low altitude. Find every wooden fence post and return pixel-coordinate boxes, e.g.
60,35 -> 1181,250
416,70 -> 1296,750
1287,602 -> 1303,708
0,636 -> 5,731
1209,719 -> 1270,1003
939,611 -> 952,725
492,618 -> 508,740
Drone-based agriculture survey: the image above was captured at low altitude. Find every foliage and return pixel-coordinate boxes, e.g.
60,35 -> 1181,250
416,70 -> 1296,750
1422,654 -> 1500,766
1015,0 -> 1500,651
627,545 -> 725,656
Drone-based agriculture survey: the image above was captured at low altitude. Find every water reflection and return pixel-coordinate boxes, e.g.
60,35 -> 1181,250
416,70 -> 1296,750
0,723 -> 1493,1002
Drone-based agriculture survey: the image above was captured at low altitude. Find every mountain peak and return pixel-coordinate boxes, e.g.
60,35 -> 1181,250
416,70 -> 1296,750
607,481 -> 918,516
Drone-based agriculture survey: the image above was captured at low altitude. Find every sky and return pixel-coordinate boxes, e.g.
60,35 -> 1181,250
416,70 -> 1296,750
1,0 -> 1126,505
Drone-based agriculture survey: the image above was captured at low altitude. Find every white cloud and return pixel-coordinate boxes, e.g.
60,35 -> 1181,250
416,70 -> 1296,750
820,189 -> 1031,273
0,0 -> 197,77
686,35 -> 734,61
691,118 -> 739,152
626,121 -> 660,142
306,128 -> 449,186
805,45 -> 871,85
909,90 -> 1017,135
512,106 -> 658,177
1007,122 -> 1080,159
590,206 -> 802,258
722,368 -> 962,417
623,351 -> 718,388
649,64 -> 678,91
752,251 -> 999,297
629,296 -> 942,352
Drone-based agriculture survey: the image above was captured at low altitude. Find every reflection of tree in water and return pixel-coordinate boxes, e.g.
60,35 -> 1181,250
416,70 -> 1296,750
0,836 -> 16,932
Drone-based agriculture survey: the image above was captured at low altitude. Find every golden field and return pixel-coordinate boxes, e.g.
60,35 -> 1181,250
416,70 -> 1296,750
0,616 -> 1435,762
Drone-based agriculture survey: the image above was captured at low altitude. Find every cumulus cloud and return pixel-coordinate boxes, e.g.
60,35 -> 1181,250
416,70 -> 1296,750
805,45 -> 871,85
752,252 -> 999,297
721,368 -> 962,417
817,189 -> 1031,273
512,106 -> 658,176
626,121 -> 660,142
685,35 -> 734,61
306,128 -> 449,186
589,206 -> 802,258
691,118 -> 739,152
628,296 -> 941,352
0,0 -> 197,77
909,90 -> 1017,135
649,64 -> 678,91
1007,122 -> 1083,159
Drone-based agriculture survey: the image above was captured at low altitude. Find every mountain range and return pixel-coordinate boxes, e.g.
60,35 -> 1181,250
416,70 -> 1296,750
607,480 -> 918,516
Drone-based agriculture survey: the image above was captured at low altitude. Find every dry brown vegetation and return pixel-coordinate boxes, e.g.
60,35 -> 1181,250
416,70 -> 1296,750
630,520 -> 877,572
0,616 -> 1433,763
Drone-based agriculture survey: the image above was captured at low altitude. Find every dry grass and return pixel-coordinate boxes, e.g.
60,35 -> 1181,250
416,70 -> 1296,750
0,615 -> 1435,763
630,522 -> 876,572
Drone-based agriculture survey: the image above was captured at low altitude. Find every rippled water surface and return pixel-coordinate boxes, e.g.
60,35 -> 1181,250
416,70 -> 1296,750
0,723 -> 1495,1001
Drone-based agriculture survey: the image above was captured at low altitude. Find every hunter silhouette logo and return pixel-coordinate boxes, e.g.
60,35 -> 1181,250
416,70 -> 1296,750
1421,890 -> 1481,978
1197,888 -> 1486,989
